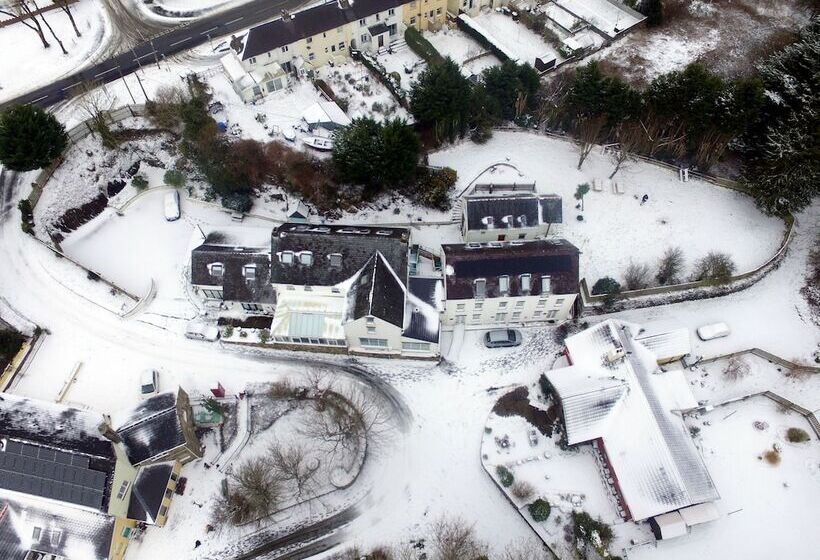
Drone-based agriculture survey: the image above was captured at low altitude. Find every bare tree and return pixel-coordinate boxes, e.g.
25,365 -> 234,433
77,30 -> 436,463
656,247 -> 684,285
609,120 -> 643,178
211,457 -> 282,525
269,442 -> 320,499
53,0 -> 81,37
694,127 -> 732,169
0,2 -> 50,49
501,540 -> 554,560
724,357 -> 750,380
72,81 -> 118,148
637,112 -> 687,158
623,261 -> 651,290
31,0 -> 67,54
430,517 -> 488,560
574,114 -> 606,170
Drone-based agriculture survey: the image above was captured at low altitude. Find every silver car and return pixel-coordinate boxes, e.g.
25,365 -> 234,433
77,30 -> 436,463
484,329 -> 522,348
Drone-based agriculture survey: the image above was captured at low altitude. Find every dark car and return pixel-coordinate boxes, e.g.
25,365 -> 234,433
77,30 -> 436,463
484,329 -> 522,348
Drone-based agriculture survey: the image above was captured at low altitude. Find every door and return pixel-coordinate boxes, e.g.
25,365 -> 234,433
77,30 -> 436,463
378,34 -> 384,48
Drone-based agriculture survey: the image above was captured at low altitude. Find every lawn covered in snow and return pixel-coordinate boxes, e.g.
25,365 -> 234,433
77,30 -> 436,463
0,0 -> 112,103
426,28 -> 501,76
429,131 -> 785,284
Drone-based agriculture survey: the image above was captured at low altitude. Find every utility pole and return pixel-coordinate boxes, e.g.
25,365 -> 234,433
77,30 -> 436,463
117,67 -> 137,105
134,70 -> 149,102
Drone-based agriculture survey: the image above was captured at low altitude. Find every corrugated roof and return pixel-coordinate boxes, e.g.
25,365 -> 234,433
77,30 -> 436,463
548,320 -> 719,521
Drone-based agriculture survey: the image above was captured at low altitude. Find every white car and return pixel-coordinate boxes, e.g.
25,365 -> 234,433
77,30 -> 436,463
164,190 -> 180,221
140,369 -> 159,398
696,322 -> 730,341
185,321 -> 220,342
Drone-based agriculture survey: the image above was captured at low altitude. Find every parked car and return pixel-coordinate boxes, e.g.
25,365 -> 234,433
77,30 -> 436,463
696,322 -> 730,341
484,329 -> 522,348
164,190 -> 180,221
140,369 -> 159,398
185,321 -> 220,342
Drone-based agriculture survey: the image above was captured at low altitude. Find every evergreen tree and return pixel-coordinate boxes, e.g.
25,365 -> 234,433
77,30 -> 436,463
565,62 -> 640,127
638,0 -> 663,27
0,105 -> 68,171
410,57 -> 472,142
380,118 -> 421,186
332,118 -> 383,187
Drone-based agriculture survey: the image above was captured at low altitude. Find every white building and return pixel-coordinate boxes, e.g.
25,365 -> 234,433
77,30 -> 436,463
441,239 -> 579,329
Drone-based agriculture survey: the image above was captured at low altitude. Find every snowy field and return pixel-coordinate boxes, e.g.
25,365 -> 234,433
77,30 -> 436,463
429,130 -> 785,284
0,0 -> 112,103
629,398 -> 820,559
426,28 -> 501,76
473,11 -> 560,67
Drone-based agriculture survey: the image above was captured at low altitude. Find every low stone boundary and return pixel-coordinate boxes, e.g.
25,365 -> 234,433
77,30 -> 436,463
0,329 -> 46,392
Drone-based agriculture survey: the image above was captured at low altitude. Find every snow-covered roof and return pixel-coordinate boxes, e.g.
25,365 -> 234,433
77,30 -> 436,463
634,322 -> 691,363
220,53 -> 257,91
652,511 -> 688,539
547,319 -> 719,521
126,462 -> 174,525
404,277 -> 442,344
301,101 -> 352,128
114,392 -> 186,467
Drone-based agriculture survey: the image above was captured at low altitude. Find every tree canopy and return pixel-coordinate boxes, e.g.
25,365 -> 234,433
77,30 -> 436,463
0,105 -> 68,171
410,57 -> 473,142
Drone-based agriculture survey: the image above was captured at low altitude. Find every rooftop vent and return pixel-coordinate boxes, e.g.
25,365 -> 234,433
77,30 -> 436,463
208,263 -> 224,277
329,253 -> 343,268
298,251 -> 314,266
501,215 -> 514,228
481,216 -> 494,229
518,214 -> 528,227
281,9 -> 292,20
466,242 -> 482,249
243,264 -> 257,280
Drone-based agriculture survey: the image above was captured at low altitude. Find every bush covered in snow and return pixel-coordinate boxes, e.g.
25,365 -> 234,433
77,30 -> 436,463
495,465 -> 514,487
690,251 -> 736,283
527,498 -> 551,522
656,246 -> 685,285
592,276 -> 621,306
131,174 -> 148,190
163,169 -> 186,187
786,427 -> 810,443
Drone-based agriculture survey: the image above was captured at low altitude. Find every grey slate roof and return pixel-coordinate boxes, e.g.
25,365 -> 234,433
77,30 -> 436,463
190,233 -> 275,305
443,239 -> 580,299
242,0 -> 406,61
347,253 -> 406,328
465,194 -> 563,231
0,490 -> 114,560
270,223 -> 409,287
127,463 -> 174,524
115,393 -> 185,466
404,277 -> 441,343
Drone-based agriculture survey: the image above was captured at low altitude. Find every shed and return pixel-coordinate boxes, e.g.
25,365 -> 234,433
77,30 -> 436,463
301,101 -> 352,131
289,201 -> 310,223
650,511 -> 688,540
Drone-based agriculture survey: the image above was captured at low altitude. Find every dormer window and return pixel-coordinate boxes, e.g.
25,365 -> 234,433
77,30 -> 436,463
499,275 -> 510,295
299,251 -> 313,266
520,273 -> 531,293
208,263 -> 224,277
481,216 -> 494,228
501,215 -> 513,228
474,278 -> 486,298
243,264 -> 257,280
280,251 -> 294,265
329,253 -> 342,268
541,275 -> 552,294
518,214 -> 528,227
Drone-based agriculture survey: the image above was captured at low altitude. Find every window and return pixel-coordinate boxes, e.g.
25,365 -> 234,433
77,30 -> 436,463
306,37 -> 312,44
496,312 -> 507,322
546,310 -> 558,319
159,505 -> 168,517
331,45 -> 336,52
537,298 -> 546,307
243,264 -> 256,280
32,527 -> 42,541
375,12 -> 380,20
367,326 -> 376,334
534,310 -> 543,316
304,286 -> 313,291
520,273 -> 531,293
366,317 -> 375,324
325,47 -> 329,53
281,45 -> 288,53
402,341 -> 430,351
499,275 -> 509,295
360,337 -> 388,348
359,18 -> 366,26
299,251 -> 313,266
518,233 -> 526,240
512,312 -> 522,319
122,527 -> 132,538
280,251 -> 294,264
337,27 -> 343,33
541,275 -> 552,294
286,285 -> 295,291
165,488 -> 174,499
50,530 -> 62,547
456,303 -> 465,311
331,287 -> 341,294
436,7 -> 442,14
329,253 -> 342,268
116,480 -> 130,500
208,263 -> 224,277
339,42 -> 346,49
308,52 -> 316,61
516,301 -> 525,308
249,57 -> 256,64
555,298 -> 565,305
498,301 -> 508,308
389,7 -> 395,15
410,16 -> 416,24
361,34 -> 370,43
474,278 -> 486,298
170,473 -> 179,482
241,303 -> 263,312
472,313 -> 482,321
474,302 -> 483,310
202,289 -> 222,299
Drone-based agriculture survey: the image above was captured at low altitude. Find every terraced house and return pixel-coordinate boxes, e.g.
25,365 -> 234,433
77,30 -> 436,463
223,0 -> 448,100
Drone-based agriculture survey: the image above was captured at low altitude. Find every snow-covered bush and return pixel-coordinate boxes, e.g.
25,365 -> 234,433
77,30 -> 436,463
591,276 -> 621,307
690,251 -> 736,283
527,498 -> 551,522
511,481 -> 534,500
131,174 -> 148,190
495,465 -> 514,487
786,428 -> 810,443
623,261 -> 651,290
163,169 -> 186,187
656,247 -> 685,285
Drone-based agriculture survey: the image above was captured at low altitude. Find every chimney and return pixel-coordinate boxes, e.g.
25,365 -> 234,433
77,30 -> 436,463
337,0 -> 354,8
98,416 -> 122,444
281,9 -> 292,21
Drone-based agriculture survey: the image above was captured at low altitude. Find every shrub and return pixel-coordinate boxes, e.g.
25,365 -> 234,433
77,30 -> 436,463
18,199 -> 34,234
222,191 -> 253,213
528,499 -> 551,522
786,427 -> 810,443
223,325 -> 234,338
495,465 -> 514,487
723,357 -> 750,380
623,261 -> 651,290
656,247 -> 684,285
0,330 -> 25,365
131,174 -> 148,190
259,328 -> 270,344
413,167 -> 457,210
268,380 -> 298,399
763,448 -> 781,465
690,252 -> 736,283
591,276 -> 621,307
511,481 -> 534,500
405,26 -> 444,65
163,169 -> 186,187
572,511 -> 613,548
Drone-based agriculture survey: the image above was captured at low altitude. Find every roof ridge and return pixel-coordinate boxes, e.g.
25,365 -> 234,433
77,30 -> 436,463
118,406 -> 178,432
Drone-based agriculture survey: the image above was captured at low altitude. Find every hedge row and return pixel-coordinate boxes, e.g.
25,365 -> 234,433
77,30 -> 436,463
404,26 -> 444,66
455,16 -> 511,63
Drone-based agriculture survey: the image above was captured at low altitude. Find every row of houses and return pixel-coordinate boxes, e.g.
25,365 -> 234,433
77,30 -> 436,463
0,390 -> 202,560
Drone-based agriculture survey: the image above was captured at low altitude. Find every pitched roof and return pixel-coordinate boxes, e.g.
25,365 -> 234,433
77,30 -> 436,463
270,223 -> 409,287
241,0 -> 407,61
115,393 -> 185,466
347,253 -> 406,328
0,490 -> 115,560
127,463 -> 174,524
403,277 -> 441,343
547,320 -> 719,521
190,227 -> 275,304
442,239 -> 579,299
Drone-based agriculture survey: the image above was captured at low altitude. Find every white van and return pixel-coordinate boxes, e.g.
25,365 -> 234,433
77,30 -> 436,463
164,190 -> 180,221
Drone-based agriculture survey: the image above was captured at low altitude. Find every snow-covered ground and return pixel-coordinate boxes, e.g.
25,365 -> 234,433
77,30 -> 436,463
0,0 -> 112,103
430,131 -> 785,283
133,0 -> 258,21
426,28 -> 501,76
555,0 -> 642,38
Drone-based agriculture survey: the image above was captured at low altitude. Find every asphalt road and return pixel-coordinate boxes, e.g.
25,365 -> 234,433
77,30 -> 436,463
0,0 -> 308,110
